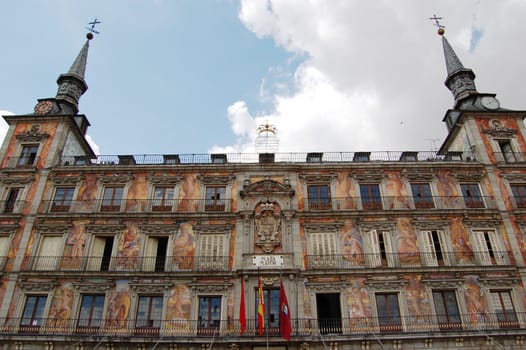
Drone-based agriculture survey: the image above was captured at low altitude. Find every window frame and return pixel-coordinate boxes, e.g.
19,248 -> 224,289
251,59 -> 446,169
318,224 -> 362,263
375,292 -> 402,332
459,183 -> 485,208
470,229 -> 507,266
20,295 -> 48,332
17,144 -> 40,167
432,289 -> 462,331
418,230 -> 452,266
510,183 -> 526,208
34,235 -> 64,271
197,295 -> 222,334
51,186 -> 76,212
256,287 -> 281,335
77,294 -> 105,331
2,186 -> 24,213
135,295 -> 163,333
197,233 -> 227,271
100,186 -> 125,212
204,186 -> 226,211
489,290 -> 519,329
307,184 -> 332,210
360,183 -> 383,210
151,186 -> 175,212
365,229 -> 397,267
410,183 -> 435,209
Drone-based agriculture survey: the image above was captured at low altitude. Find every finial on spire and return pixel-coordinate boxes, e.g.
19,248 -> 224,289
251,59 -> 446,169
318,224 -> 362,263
429,14 -> 446,35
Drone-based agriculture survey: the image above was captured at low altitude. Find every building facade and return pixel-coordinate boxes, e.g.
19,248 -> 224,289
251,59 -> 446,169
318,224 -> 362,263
2,30 -> 526,349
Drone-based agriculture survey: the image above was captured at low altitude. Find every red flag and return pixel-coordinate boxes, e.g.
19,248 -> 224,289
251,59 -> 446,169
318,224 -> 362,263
239,278 -> 246,335
257,276 -> 265,336
279,280 -> 292,340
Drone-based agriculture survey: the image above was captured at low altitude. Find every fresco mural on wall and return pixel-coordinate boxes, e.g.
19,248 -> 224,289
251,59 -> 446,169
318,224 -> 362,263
463,275 -> 487,324
126,174 -> 148,212
178,174 -> 199,212
346,277 -> 371,321
436,170 -> 462,208
405,275 -> 432,319
106,281 -> 131,329
335,172 -> 357,209
166,284 -> 191,334
6,222 -> 25,271
385,172 -> 411,209
341,220 -> 365,266
116,222 -> 141,270
172,223 -> 195,269
77,174 -> 98,211
450,217 -> 474,264
396,218 -> 420,265
47,282 -> 74,329
62,219 -> 89,269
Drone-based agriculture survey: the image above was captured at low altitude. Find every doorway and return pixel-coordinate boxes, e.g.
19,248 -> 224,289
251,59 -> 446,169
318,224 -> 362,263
316,293 -> 342,334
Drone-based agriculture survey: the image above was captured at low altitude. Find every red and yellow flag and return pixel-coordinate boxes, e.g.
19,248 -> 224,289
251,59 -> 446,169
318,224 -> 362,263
257,276 -> 265,336
239,278 -> 246,335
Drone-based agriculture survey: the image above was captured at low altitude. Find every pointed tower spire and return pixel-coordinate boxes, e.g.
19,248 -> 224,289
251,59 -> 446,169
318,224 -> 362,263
55,32 -> 93,115
439,29 -> 477,103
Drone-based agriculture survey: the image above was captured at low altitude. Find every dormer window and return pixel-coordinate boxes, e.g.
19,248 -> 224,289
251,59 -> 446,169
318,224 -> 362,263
17,144 -> 39,167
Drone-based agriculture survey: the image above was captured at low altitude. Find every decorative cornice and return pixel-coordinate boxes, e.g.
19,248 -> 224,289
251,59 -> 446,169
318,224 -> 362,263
73,281 -> 112,293
139,224 -> 179,235
480,277 -> 518,287
305,281 -> 349,292
411,220 -> 449,230
451,170 -> 485,181
86,224 -> 125,235
98,173 -> 135,184
0,174 -> 35,185
190,283 -> 232,293
0,224 -> 19,235
198,174 -> 235,185
422,278 -> 463,288
351,173 -> 384,182
299,173 -> 335,182
34,224 -> 71,234
240,176 -> 294,198
146,173 -> 183,185
304,222 -> 342,232
501,173 -> 526,182
49,174 -> 85,185
359,221 -> 396,232
15,124 -> 50,142
463,218 -> 501,228
401,169 -> 435,181
365,279 -> 407,290
195,224 -> 232,234
130,281 -> 173,293
18,278 -> 57,291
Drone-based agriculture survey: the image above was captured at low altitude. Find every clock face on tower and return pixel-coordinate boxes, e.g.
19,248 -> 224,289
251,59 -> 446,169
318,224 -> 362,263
480,96 -> 500,110
34,100 -> 54,115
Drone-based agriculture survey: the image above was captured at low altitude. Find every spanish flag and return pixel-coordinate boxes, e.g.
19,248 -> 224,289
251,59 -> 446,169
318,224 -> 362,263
257,276 -> 265,336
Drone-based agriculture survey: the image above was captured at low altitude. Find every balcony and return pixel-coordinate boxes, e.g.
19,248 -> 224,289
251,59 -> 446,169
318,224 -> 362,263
59,151 -> 473,167
0,200 -> 26,214
40,199 -> 232,214
4,156 -> 41,168
307,251 -> 511,269
2,313 -> 524,338
23,255 -> 231,272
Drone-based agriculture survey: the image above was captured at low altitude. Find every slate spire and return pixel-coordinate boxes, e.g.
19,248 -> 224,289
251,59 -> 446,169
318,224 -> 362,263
439,29 -> 477,103
55,33 -> 93,115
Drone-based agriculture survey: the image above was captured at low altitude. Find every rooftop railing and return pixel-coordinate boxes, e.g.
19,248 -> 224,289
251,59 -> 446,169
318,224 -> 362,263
2,313 -> 524,338
59,151 -> 476,166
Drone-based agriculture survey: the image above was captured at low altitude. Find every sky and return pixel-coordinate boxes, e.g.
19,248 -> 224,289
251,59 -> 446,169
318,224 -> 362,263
1,0 -> 526,156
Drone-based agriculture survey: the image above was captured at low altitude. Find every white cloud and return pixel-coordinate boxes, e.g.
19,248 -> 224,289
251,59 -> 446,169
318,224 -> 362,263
0,111 -> 13,145
219,0 -> 526,154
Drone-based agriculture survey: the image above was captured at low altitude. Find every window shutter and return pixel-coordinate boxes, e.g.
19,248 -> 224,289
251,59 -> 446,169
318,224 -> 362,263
420,231 -> 438,266
487,232 -> 506,265
472,232 -> 492,265
0,236 -> 9,258
35,236 -> 63,271
366,230 -> 381,267
382,231 -> 398,267
87,236 -> 106,271
436,231 -> 451,266
143,237 -> 159,271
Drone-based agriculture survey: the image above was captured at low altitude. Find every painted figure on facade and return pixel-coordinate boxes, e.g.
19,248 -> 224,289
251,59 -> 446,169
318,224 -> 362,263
341,221 -> 365,265
47,283 -> 74,329
116,222 -> 141,270
77,174 -> 98,211
386,172 -> 411,209
436,170 -> 461,208
173,223 -> 195,269
107,289 -> 131,329
126,175 -> 148,212
405,275 -> 431,318
450,217 -> 474,264
396,218 -> 420,265
464,275 -> 487,323
346,278 -> 371,320
166,285 -> 191,334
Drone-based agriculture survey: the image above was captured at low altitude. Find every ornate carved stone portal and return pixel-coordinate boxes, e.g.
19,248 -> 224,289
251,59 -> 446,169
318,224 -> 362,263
255,200 -> 281,253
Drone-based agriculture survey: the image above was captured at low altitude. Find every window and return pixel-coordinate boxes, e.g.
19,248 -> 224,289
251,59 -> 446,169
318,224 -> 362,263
257,288 -> 280,335
136,295 -> 163,334
510,184 -> 526,208
51,187 -> 75,212
198,296 -> 221,335
490,290 -> 518,328
410,183 -> 434,209
198,234 -> 226,271
152,186 -> 175,212
497,140 -> 516,163
433,290 -> 461,331
308,184 -> 331,210
460,183 -> 484,208
360,184 -> 382,210
100,187 -> 124,212
87,236 -> 115,271
77,295 -> 104,330
316,293 -> 342,334
205,186 -> 226,211
471,230 -> 506,265
365,230 -> 395,267
309,232 -> 338,268
375,293 -> 401,332
17,144 -> 39,167
3,187 -> 22,213
143,236 -> 168,272
419,230 -> 451,266
0,235 -> 10,266
20,295 -> 47,332
34,235 -> 63,271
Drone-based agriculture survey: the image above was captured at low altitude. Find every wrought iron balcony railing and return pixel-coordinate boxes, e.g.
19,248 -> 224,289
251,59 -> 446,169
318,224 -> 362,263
306,195 -> 496,211
23,255 -> 231,272
59,151 -> 475,167
2,313 -> 524,338
4,156 -> 41,168
40,199 -> 232,213
307,251 -> 511,269
0,200 -> 26,214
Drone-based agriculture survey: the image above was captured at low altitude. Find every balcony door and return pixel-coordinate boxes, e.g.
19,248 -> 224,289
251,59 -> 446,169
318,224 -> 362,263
316,293 -> 342,334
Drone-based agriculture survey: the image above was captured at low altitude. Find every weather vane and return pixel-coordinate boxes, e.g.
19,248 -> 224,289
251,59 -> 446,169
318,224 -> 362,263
86,18 -> 101,35
429,14 -> 445,35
